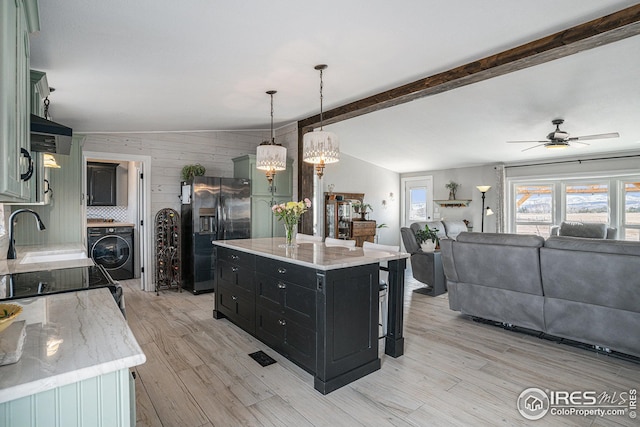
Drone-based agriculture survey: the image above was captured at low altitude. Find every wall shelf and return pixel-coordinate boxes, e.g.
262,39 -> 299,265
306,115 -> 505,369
435,199 -> 471,207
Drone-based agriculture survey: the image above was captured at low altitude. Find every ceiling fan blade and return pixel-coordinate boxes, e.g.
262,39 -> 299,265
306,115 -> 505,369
506,140 -> 547,144
572,141 -> 590,147
569,132 -> 620,141
521,143 -> 547,152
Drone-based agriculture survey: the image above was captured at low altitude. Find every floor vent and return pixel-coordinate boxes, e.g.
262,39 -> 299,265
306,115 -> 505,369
249,350 -> 277,367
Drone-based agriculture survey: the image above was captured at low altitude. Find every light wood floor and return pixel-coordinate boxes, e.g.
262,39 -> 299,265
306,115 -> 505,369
121,275 -> 639,427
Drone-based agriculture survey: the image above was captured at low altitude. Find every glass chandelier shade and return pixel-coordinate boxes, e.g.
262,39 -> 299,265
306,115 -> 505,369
256,90 -> 286,184
302,130 -> 340,165
256,143 -> 287,171
302,64 -> 339,178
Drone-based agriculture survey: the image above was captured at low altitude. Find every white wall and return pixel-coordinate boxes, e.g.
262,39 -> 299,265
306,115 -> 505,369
82,126 -> 298,216
402,164 -> 500,233
321,153 -> 400,246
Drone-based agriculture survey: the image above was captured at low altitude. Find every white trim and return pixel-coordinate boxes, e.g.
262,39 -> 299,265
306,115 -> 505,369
400,176 -> 434,227
83,151 -> 153,292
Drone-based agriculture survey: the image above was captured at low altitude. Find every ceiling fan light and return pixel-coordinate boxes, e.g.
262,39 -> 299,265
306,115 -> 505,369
545,143 -> 569,150
302,130 -> 340,164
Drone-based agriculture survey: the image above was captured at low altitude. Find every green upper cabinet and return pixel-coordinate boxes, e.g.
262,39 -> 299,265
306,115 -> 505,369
0,0 -> 39,202
233,154 -> 293,197
233,154 -> 294,238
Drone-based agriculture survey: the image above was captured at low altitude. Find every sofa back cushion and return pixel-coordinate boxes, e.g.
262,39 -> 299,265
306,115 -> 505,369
558,221 -> 607,239
400,227 -> 421,254
449,233 -> 545,295
541,237 -> 640,312
442,220 -> 467,240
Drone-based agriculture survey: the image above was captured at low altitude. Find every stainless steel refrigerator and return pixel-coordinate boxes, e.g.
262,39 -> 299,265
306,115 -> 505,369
180,176 -> 251,294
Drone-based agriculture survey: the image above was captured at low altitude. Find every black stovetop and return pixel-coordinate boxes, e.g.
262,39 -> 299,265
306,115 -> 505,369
0,265 -> 115,301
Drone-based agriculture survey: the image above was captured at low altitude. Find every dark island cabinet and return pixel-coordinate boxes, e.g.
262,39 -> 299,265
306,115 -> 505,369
214,246 -> 381,394
215,248 -> 256,334
255,256 -> 317,372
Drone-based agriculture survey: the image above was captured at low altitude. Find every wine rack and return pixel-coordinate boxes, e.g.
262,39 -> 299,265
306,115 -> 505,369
155,208 -> 182,294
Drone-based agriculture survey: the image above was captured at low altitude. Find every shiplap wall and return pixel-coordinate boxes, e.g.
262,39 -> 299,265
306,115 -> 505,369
82,124 -> 299,215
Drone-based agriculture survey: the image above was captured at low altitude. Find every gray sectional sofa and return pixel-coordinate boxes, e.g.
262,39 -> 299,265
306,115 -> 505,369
440,232 -> 640,358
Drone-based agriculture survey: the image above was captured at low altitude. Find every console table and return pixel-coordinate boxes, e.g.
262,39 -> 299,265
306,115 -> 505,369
211,237 -> 409,394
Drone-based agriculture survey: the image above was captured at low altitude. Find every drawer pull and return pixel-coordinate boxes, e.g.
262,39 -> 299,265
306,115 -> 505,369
231,254 -> 239,260
232,295 -> 238,301
232,266 -> 239,272
278,319 -> 287,326
277,282 -> 286,289
277,267 -> 287,274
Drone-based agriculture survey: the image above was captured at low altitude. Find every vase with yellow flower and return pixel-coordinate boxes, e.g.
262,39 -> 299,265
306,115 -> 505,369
271,198 -> 312,246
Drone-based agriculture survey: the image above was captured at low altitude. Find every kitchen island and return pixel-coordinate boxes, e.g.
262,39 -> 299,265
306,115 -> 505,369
0,288 -> 145,426
212,237 -> 409,394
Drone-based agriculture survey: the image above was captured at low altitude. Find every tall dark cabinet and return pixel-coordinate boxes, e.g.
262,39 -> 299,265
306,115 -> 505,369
87,162 -> 117,206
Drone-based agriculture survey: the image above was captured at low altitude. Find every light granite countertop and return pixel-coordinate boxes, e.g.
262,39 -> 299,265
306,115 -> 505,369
0,243 -> 94,275
0,288 -> 146,404
213,237 -> 409,270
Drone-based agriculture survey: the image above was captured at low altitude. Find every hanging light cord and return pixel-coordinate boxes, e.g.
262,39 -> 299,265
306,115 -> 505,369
270,92 -> 275,143
319,68 -> 324,130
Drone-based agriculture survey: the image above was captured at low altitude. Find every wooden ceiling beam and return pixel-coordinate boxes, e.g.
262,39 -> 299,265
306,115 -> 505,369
298,4 -> 640,130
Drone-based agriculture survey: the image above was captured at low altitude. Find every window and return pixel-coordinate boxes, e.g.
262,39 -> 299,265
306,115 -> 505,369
565,183 -> 609,223
514,184 -> 553,237
623,181 -> 640,240
402,177 -> 433,226
508,175 -> 640,241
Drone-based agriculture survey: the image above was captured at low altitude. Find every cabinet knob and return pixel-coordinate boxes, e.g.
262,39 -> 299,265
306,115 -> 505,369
232,266 -> 239,272
277,267 -> 287,274
231,254 -> 239,260
232,295 -> 238,301
278,319 -> 286,326
277,282 -> 286,289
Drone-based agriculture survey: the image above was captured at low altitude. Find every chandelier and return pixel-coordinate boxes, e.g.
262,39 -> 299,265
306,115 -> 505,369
256,90 -> 286,184
303,64 -> 339,178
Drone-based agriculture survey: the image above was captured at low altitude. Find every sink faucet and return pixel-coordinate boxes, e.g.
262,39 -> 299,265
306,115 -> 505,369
7,209 -> 46,260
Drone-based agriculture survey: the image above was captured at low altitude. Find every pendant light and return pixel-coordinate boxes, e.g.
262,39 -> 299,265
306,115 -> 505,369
303,64 -> 339,178
256,90 -> 286,184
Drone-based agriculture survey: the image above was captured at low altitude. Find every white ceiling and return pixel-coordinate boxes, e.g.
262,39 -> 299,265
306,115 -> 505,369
29,0 -> 640,173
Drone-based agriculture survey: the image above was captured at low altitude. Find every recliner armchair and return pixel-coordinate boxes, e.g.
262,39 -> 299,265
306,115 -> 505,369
400,227 -> 446,296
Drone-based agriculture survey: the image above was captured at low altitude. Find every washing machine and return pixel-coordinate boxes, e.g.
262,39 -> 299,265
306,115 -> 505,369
88,226 -> 134,280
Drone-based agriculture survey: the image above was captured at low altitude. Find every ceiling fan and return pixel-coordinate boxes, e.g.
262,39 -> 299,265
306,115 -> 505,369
507,119 -> 619,152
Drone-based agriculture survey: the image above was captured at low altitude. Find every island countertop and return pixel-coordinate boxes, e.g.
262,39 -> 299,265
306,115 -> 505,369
212,237 -> 409,270
0,288 -> 146,404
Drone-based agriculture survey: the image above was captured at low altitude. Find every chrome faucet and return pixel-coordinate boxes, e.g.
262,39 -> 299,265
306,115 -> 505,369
7,209 -> 46,260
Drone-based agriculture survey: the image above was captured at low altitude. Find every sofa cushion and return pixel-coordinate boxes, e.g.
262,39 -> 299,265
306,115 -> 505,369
442,220 -> 467,240
457,232 -> 545,248
544,236 -> 640,256
450,234 -> 544,295
558,221 -> 607,239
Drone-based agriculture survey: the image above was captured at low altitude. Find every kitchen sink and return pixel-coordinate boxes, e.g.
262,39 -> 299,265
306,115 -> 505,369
20,250 -> 88,264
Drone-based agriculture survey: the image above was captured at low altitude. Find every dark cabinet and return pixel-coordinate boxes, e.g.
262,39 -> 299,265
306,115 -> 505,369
87,162 -> 117,206
214,246 -> 382,394
214,248 -> 256,334
255,257 -> 317,372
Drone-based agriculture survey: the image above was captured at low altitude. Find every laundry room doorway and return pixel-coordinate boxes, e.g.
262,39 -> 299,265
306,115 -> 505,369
83,151 -> 153,292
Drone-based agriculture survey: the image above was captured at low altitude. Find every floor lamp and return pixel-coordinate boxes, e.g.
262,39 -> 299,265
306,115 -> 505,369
476,186 -> 491,232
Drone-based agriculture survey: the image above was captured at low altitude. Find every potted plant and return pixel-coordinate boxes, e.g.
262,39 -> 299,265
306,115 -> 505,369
358,202 -> 373,219
415,224 -> 440,252
445,180 -> 460,200
181,164 -> 206,181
